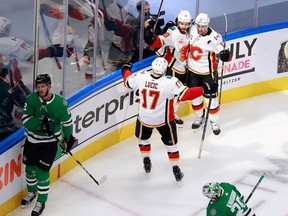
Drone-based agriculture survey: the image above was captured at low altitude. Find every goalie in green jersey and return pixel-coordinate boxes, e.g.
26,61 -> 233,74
202,182 -> 256,216
21,74 -> 76,216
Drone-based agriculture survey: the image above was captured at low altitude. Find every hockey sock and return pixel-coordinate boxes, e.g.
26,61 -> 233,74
36,167 -> 50,203
203,97 -> 220,122
166,145 -> 180,165
139,139 -> 151,158
191,97 -> 204,118
25,165 -> 37,193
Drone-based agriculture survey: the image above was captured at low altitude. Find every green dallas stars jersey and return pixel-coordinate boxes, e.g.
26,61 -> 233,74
206,182 -> 251,216
22,92 -> 73,143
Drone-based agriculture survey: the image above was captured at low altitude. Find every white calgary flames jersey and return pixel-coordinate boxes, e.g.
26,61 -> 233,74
187,25 -> 223,74
126,70 -> 187,126
157,27 -> 189,73
0,37 -> 33,61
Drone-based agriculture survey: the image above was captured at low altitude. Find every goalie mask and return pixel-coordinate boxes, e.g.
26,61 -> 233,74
0,17 -> 12,37
195,13 -> 210,26
202,182 -> 223,200
152,57 -> 168,75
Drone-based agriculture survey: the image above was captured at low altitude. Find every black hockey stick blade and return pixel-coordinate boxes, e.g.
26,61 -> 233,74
67,151 -> 107,185
245,173 -> 265,204
53,134 -> 107,186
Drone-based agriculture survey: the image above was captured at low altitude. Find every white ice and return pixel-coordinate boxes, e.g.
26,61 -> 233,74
8,90 -> 288,216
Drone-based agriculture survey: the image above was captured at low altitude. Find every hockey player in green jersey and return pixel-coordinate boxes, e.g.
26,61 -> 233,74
202,182 -> 256,216
21,74 -> 76,216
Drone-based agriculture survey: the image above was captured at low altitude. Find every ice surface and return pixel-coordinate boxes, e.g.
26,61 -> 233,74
8,90 -> 288,216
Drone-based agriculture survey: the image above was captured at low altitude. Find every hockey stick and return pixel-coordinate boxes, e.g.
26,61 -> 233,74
218,13 -> 228,105
245,173 -> 265,204
67,21 -> 80,72
197,15 -> 227,158
52,134 -> 107,185
40,12 -> 62,70
67,42 -> 80,71
153,0 -> 165,32
197,93 -> 212,159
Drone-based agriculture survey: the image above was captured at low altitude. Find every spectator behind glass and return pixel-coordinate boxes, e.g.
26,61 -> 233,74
130,0 -> 163,63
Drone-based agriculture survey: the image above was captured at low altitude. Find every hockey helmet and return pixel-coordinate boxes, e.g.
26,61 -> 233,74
202,182 -> 223,200
35,74 -> 51,85
0,17 -> 12,37
195,13 -> 210,26
152,57 -> 168,75
177,10 -> 192,24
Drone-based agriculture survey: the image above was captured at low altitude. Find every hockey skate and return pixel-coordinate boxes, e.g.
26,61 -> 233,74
31,202 -> 45,216
21,192 -> 36,207
211,121 -> 221,135
191,110 -> 205,132
172,165 -> 184,184
143,157 -> 152,174
174,114 -> 184,125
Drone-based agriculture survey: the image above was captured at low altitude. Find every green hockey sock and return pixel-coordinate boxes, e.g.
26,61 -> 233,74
25,165 -> 37,192
36,167 -> 50,203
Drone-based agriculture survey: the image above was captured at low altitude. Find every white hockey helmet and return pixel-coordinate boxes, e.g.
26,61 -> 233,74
177,10 -> 192,24
152,57 -> 168,75
202,182 -> 223,200
0,17 -> 12,37
195,13 -> 210,26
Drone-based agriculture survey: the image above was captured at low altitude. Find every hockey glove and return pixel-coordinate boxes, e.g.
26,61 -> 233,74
219,49 -> 231,62
61,135 -> 76,154
48,44 -> 64,58
203,82 -> 218,94
121,63 -> 133,71
163,21 -> 175,33
41,116 -> 54,136
144,29 -> 157,45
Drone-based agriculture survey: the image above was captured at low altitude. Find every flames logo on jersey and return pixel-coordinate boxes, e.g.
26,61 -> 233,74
179,44 -> 189,62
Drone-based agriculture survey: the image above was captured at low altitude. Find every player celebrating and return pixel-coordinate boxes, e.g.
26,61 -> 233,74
187,13 -> 231,135
121,57 -> 205,183
144,10 -> 192,125
203,182 -> 256,216
21,74 -> 75,216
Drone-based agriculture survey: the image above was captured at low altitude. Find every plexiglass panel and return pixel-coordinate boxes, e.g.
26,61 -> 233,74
258,0 -> 288,26
198,0 -> 255,34
1,0 -> 287,143
0,0 -> 34,138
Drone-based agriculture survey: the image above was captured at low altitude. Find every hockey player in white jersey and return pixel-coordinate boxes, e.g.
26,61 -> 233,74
187,13 -> 231,135
144,10 -> 192,125
121,57 -> 206,183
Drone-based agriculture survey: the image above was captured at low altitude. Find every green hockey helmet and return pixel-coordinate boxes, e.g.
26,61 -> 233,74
202,182 -> 223,200
35,74 -> 51,85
